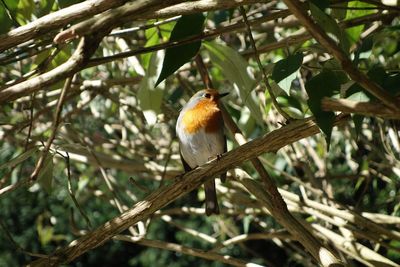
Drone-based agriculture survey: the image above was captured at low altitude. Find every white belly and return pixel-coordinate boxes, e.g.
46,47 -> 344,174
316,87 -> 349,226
178,128 -> 224,169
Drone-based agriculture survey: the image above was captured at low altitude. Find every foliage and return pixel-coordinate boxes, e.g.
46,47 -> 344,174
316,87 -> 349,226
0,1 -> 400,266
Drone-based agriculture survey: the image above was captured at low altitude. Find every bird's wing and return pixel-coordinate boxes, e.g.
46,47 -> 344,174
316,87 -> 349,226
220,134 -> 227,183
180,150 -> 192,172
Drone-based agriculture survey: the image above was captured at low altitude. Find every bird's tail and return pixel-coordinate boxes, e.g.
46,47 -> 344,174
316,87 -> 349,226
204,179 -> 219,216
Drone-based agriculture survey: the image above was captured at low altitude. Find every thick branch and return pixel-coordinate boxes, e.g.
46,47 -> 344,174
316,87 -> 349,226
197,53 -> 342,266
90,10 -> 395,69
30,77 -> 72,181
116,236 -> 265,267
312,224 -> 399,267
53,0 -> 180,43
0,34 -> 103,104
2,5 -> 394,104
29,115 -> 349,266
282,0 -> 400,111
53,0 -> 263,43
137,0 -> 264,20
59,145 -> 180,177
235,169 -> 343,266
0,0 -> 126,52
322,97 -> 400,120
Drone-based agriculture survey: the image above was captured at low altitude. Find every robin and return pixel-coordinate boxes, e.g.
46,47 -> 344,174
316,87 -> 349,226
176,89 -> 228,216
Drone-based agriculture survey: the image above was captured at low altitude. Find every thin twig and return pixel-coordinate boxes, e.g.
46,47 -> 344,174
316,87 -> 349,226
195,54 -> 214,89
195,52 -> 344,266
239,6 -> 292,121
321,97 -> 400,120
159,138 -> 174,188
0,0 -> 20,27
64,152 -> 92,229
282,0 -> 400,111
28,114 -> 350,266
24,93 -> 35,151
30,76 -> 72,181
0,218 -> 49,259
115,235 -> 266,267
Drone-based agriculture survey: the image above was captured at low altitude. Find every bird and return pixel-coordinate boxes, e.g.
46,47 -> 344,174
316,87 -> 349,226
176,89 -> 228,216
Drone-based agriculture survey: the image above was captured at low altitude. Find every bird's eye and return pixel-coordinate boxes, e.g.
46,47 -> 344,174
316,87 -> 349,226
203,93 -> 211,98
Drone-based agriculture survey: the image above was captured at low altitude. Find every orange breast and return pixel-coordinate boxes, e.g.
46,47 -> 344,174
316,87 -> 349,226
182,100 -> 222,134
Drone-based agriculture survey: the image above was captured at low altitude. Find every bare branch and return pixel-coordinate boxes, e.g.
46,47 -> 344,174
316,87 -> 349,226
53,0 -> 180,44
115,235 -> 265,267
196,50 -> 342,264
30,76 -> 72,180
313,224 -> 398,267
282,0 -> 400,111
0,0 -> 126,52
0,34 -> 103,104
239,6 -> 292,121
322,97 -> 400,120
28,114 -> 349,266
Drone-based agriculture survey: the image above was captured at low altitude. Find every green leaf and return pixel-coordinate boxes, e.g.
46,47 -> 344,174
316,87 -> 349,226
346,1 -> 375,20
309,0 -> 329,11
155,13 -> 205,86
38,154 -> 54,194
0,147 -> 38,170
239,108 -> 256,134
346,67 -> 400,98
204,41 -> 264,125
2,0 -> 18,9
371,68 -> 400,96
277,95 -> 302,112
243,215 -> 252,234
347,91 -> 370,102
277,95 -> 304,119
15,0 -> 35,25
0,0 -> 19,33
309,2 -> 350,52
38,226 -> 54,246
141,26 -> 159,70
141,20 -> 175,70
346,25 -> 364,46
388,240 -> 400,262
58,0 -> 82,8
346,92 -> 368,139
37,0 -> 55,17
272,53 -> 303,84
331,2 -> 348,20
345,2 -> 375,47
213,10 -> 231,26
309,2 -> 341,37
305,70 -> 340,147
138,51 -> 165,125
36,214 -> 54,246
322,59 -> 349,84
277,71 -> 298,95
264,89 -> 272,115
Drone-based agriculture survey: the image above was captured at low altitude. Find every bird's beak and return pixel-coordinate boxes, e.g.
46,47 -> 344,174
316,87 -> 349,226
218,92 -> 229,99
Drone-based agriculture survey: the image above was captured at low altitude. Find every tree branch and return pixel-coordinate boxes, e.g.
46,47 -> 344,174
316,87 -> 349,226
115,235 -> 265,267
30,76 -> 72,181
0,0 -> 127,52
321,97 -> 400,120
0,34 -> 104,104
282,0 -> 400,111
28,114 -> 349,266
239,6 -> 292,121
312,224 -> 398,267
2,5 -> 393,104
53,0 -> 180,43
195,52 -> 343,266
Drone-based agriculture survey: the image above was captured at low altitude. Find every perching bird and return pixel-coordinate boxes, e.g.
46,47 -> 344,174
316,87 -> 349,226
176,89 -> 228,216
